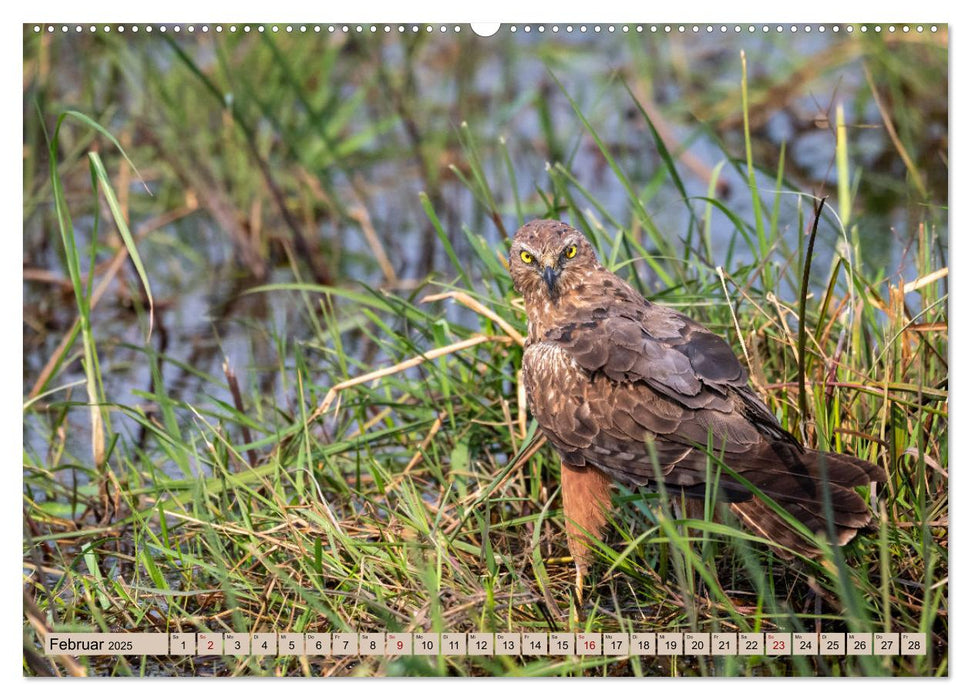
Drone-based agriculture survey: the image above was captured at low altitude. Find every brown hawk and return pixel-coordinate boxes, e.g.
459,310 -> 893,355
508,219 -> 885,598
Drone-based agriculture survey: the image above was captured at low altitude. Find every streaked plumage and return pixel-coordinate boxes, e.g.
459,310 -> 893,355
508,219 -> 884,592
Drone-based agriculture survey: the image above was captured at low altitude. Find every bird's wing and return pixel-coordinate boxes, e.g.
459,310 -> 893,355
523,337 -> 759,487
524,277 -> 809,490
541,297 -> 747,409
523,340 -> 869,506
541,289 -> 798,443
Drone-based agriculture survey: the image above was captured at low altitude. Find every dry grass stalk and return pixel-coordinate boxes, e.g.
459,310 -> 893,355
310,334 -> 516,422
421,290 -> 525,346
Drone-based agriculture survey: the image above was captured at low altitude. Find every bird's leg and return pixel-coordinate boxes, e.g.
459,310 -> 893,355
561,462 -> 612,615
570,563 -> 587,627
575,564 -> 585,607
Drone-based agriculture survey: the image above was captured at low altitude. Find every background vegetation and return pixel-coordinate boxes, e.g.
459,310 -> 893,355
23,23 -> 947,677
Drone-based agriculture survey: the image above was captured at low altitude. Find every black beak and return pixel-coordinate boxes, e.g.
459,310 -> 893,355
542,265 -> 560,297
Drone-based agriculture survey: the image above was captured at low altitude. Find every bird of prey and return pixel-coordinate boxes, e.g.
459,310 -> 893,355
508,219 -> 885,599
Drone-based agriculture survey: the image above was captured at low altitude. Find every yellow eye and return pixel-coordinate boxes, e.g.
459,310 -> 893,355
565,244 -> 578,259
520,250 -> 534,264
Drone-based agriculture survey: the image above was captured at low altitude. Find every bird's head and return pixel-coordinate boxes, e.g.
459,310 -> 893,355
509,219 -> 600,305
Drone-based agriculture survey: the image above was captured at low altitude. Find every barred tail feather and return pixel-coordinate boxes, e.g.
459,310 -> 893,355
729,448 -> 884,556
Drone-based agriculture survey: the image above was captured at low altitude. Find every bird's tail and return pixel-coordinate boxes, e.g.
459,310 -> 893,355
729,448 -> 884,557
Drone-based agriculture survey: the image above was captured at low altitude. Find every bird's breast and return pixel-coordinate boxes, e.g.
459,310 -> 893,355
523,341 -> 583,384
522,342 -> 588,424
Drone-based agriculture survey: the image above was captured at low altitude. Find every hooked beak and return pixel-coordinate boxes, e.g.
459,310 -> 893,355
542,265 -> 560,297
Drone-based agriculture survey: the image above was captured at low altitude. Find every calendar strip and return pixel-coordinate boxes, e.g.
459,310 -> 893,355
44,632 -> 927,657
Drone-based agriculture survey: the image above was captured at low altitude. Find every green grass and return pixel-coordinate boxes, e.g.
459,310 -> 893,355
23,25 -> 947,677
